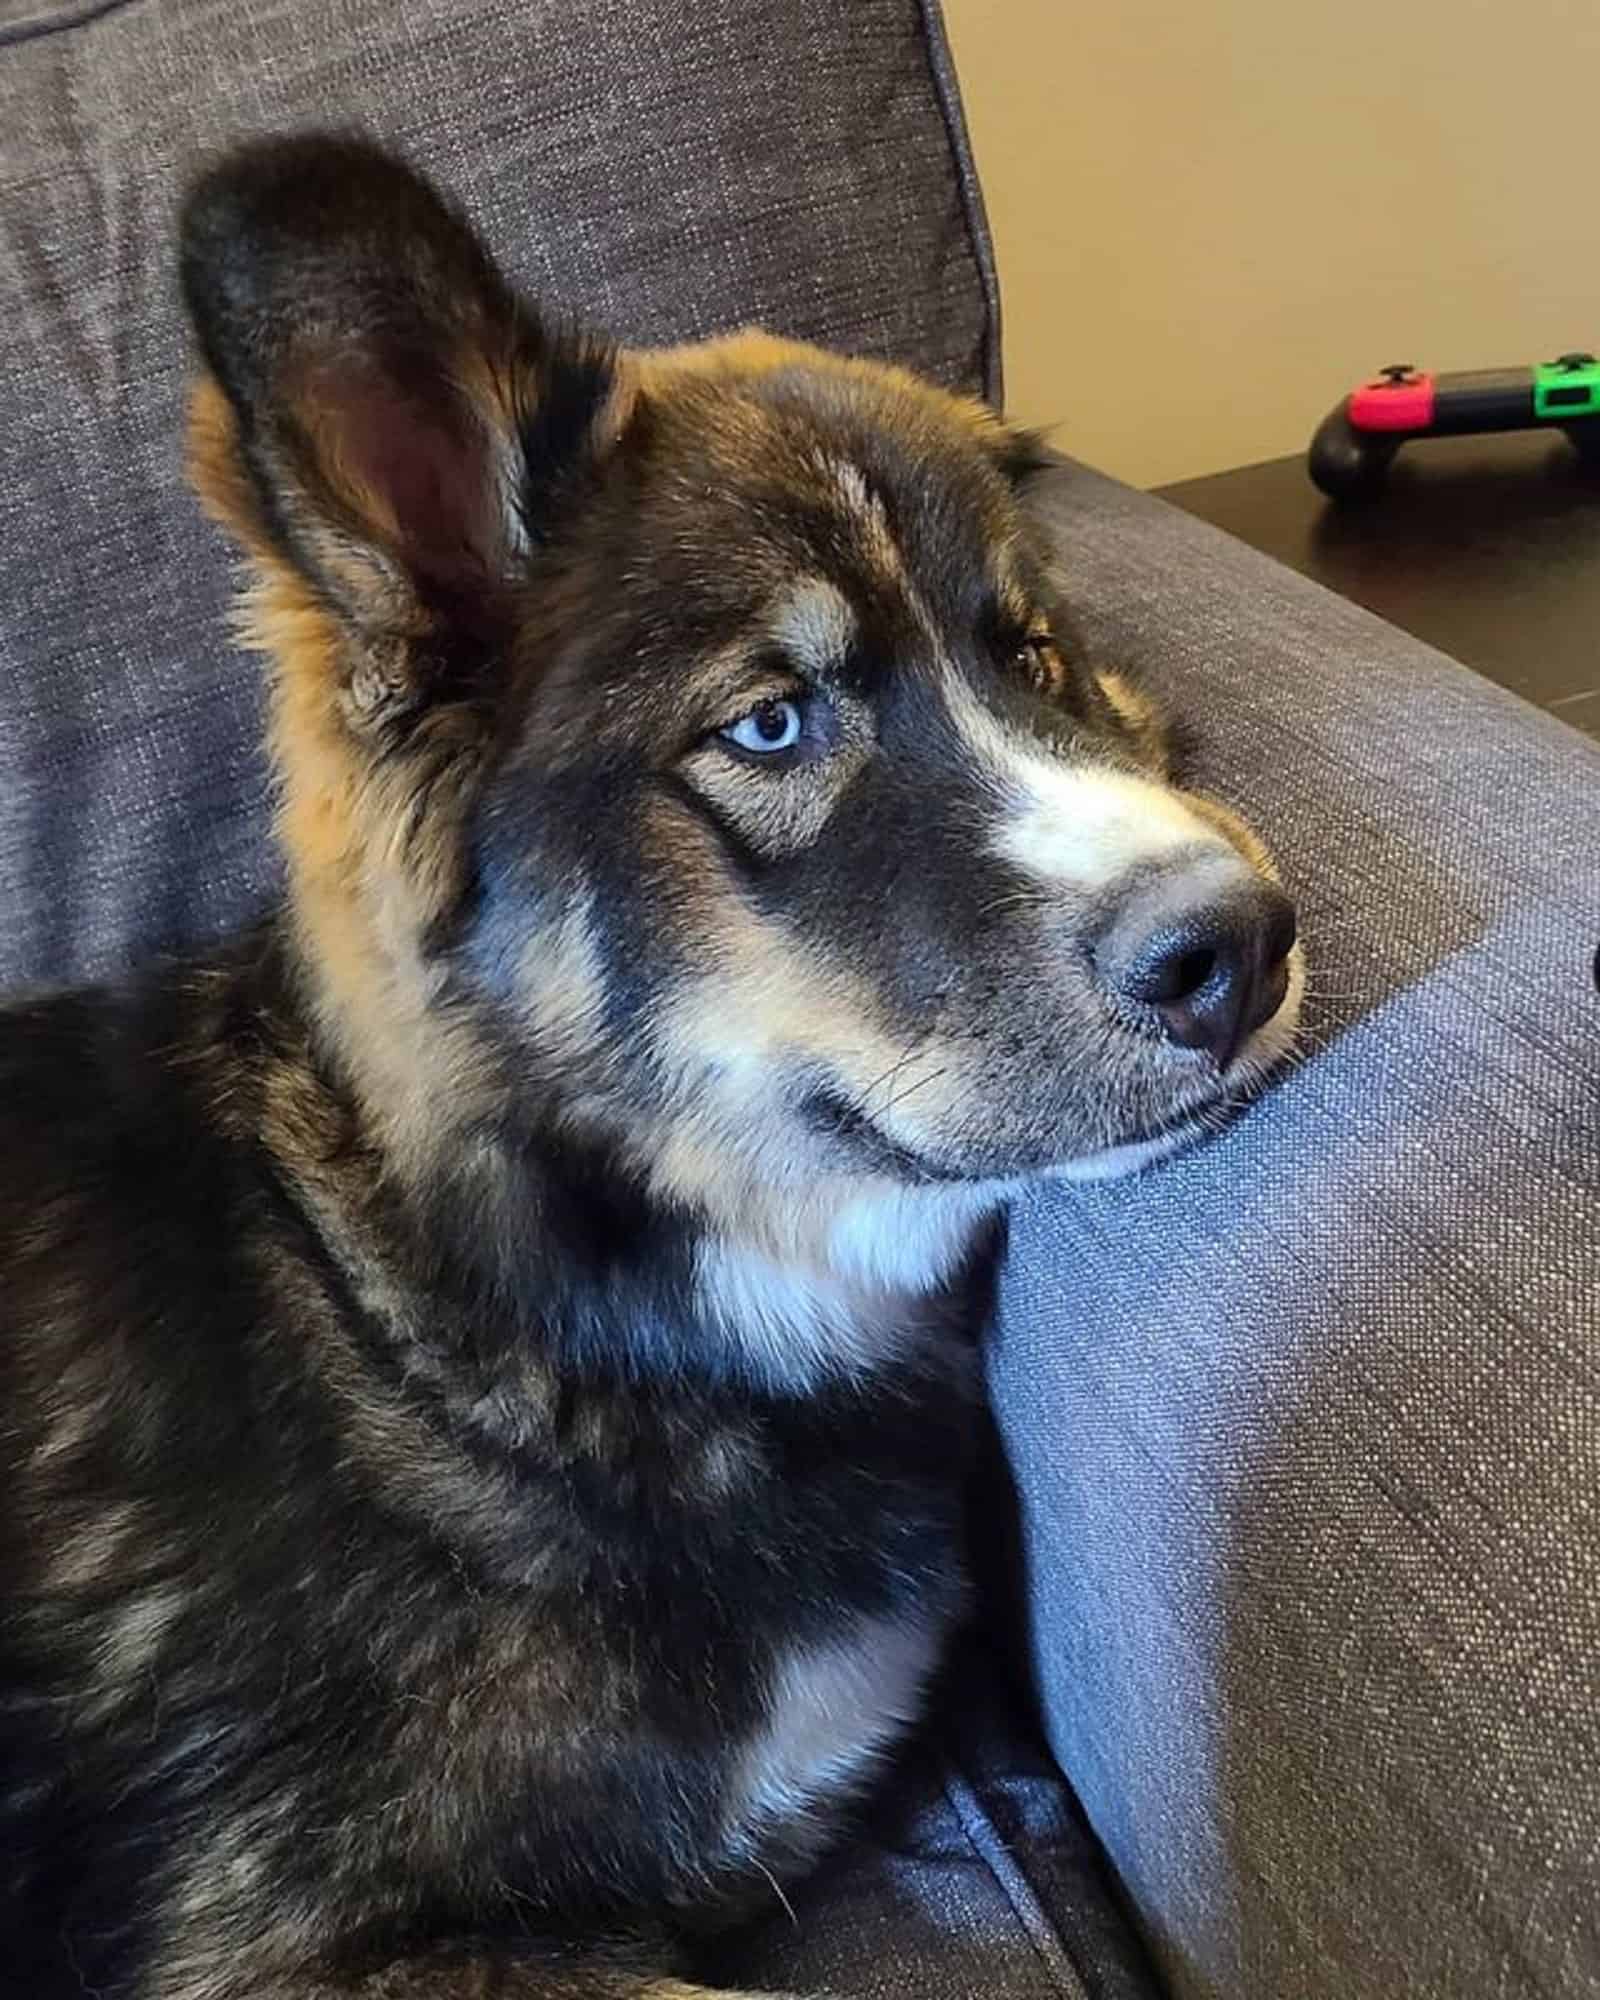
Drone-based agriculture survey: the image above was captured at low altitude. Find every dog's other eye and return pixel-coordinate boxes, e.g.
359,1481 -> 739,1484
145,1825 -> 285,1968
719,698 -> 804,756
1009,628 -> 1063,693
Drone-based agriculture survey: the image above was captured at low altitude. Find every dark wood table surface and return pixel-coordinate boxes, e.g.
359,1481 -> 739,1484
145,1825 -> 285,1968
1156,431 -> 1600,742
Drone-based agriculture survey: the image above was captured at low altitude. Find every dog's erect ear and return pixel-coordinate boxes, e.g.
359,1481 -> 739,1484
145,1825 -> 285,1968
180,134 -> 626,731
989,425 -> 1054,491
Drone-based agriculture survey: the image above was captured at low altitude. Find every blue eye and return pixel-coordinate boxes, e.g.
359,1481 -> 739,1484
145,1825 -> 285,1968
720,697 -> 803,755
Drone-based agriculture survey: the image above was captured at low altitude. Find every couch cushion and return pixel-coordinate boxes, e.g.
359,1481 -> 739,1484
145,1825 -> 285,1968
994,460 -> 1600,1999
0,0 -> 995,990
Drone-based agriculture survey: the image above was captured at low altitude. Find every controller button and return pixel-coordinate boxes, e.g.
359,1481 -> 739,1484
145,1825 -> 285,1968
1379,363 -> 1419,384
1552,351 -> 1596,371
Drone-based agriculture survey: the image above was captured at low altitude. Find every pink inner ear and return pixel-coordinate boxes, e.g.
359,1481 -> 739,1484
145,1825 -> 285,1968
304,353 -> 503,591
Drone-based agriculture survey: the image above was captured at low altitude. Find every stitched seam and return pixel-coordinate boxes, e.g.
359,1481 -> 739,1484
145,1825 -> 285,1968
0,0 -> 141,50
940,1761 -> 1093,1999
912,0 -> 1005,407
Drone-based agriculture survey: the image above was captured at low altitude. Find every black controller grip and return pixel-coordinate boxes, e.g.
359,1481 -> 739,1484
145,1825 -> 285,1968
1308,407 -> 1397,500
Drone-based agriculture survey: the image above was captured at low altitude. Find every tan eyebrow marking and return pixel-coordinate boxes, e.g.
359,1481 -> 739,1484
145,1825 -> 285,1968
825,456 -> 906,587
771,577 -> 856,676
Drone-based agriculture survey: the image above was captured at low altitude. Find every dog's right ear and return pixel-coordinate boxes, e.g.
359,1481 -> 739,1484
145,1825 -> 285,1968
180,133 -> 629,738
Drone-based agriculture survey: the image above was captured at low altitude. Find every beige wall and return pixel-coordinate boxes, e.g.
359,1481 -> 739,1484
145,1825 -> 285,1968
942,0 -> 1600,488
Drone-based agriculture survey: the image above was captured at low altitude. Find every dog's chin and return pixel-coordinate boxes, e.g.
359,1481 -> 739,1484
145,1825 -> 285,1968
1049,1116 -> 1215,1185
830,1097 -> 1221,1193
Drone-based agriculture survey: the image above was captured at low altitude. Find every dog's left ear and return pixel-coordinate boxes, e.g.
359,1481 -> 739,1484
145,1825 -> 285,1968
180,133 -> 628,734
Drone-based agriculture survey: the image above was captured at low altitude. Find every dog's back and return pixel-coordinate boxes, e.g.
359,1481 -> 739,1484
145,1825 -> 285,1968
0,944 -> 290,1991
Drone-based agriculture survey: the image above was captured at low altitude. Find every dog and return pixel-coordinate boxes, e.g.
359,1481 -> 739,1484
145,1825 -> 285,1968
0,134 -> 1301,2000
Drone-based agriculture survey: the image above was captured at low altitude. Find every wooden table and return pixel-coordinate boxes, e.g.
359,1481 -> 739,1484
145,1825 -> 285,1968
1156,432 -> 1600,742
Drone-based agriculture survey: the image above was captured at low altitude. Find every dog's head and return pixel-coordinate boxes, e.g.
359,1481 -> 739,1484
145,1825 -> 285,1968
182,136 -> 1299,1252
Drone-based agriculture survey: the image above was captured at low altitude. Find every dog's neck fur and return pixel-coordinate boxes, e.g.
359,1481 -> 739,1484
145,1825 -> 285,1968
236,918 -> 998,1408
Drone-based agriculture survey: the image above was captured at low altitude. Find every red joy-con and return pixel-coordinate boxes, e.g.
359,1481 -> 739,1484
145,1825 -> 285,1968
1348,371 -> 1436,432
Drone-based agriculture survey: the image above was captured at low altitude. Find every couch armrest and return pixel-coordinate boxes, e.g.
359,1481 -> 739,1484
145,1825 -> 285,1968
995,459 -> 1600,1999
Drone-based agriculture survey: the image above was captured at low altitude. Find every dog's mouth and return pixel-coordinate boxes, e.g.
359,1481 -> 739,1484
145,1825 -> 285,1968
797,1086 -> 976,1186
799,953 -> 1304,1190
799,1081 -> 1229,1190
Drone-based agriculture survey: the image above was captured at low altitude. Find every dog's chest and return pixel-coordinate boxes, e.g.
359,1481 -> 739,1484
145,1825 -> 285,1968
722,1606 -> 951,1855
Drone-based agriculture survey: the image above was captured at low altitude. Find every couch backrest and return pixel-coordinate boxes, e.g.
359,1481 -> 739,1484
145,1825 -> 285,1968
0,0 -> 996,989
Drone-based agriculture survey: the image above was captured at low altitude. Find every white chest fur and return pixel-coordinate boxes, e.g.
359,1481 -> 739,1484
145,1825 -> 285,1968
693,1182 -> 1005,1395
723,1608 -> 949,1859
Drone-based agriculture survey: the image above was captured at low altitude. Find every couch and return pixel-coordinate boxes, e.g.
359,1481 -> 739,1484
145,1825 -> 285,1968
2,3 -> 1596,1996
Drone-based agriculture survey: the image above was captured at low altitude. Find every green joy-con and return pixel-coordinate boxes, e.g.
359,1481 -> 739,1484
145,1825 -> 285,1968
1533,354 -> 1600,420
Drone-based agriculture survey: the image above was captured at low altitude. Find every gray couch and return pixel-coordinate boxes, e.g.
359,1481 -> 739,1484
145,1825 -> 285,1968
2,3 -> 1596,1997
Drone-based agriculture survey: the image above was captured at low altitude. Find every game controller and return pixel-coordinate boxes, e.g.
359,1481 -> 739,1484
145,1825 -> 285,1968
1309,354 -> 1600,498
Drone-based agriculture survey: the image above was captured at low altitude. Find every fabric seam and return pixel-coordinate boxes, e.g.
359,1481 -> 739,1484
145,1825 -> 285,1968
939,1759 -> 1094,1999
0,0 -> 141,49
912,0 -> 1005,408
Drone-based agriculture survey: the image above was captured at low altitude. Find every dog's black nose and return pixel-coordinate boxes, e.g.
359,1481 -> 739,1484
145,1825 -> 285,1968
1097,859 -> 1297,1069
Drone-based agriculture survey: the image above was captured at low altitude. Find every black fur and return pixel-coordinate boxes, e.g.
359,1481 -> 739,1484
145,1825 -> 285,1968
0,929 -> 980,1997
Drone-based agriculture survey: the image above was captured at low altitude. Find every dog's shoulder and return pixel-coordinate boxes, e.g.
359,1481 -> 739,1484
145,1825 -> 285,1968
0,932 -> 344,1617
0,938 -> 279,1280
